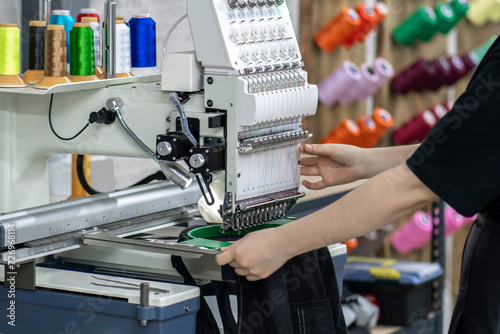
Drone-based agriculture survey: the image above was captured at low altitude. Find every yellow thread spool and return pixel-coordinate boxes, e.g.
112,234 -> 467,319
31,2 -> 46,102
0,23 -> 28,87
490,0 -> 500,22
466,0 -> 499,26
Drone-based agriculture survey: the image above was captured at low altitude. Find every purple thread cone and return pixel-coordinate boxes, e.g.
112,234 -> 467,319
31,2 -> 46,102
430,104 -> 448,120
365,58 -> 395,96
423,57 -> 452,91
357,63 -> 380,100
318,61 -> 362,106
391,58 -> 436,94
392,110 -> 436,145
461,51 -> 479,75
443,55 -> 468,86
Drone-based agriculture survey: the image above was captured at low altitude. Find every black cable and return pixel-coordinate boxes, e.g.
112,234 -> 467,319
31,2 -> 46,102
76,155 -> 99,195
131,171 -> 167,187
76,155 -> 167,195
48,94 -> 90,141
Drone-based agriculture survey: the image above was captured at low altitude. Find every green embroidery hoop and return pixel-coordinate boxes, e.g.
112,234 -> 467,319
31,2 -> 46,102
179,219 -> 294,250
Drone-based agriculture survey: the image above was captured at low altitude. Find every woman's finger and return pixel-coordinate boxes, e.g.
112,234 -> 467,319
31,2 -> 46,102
300,166 -> 320,176
302,179 -> 326,190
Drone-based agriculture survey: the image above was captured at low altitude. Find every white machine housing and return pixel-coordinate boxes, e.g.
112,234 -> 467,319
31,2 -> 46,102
178,0 -> 318,230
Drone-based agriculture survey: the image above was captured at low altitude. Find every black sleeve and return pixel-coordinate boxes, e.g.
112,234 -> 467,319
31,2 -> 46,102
407,37 -> 500,217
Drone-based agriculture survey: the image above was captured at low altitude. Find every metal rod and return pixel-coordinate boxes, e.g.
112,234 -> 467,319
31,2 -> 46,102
0,182 -> 201,248
102,2 -> 107,74
103,1 -> 117,78
110,98 -> 194,190
40,0 -> 51,23
140,282 -> 150,326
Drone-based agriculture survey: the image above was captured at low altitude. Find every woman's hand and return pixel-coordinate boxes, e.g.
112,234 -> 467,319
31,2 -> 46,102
299,144 -> 365,190
215,227 -> 292,281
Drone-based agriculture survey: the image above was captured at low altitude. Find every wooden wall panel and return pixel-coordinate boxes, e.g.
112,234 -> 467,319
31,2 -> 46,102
299,0 -> 500,303
300,0 -> 498,145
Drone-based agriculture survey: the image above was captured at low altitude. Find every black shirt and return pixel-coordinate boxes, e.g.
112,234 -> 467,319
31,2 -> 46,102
407,37 -> 500,218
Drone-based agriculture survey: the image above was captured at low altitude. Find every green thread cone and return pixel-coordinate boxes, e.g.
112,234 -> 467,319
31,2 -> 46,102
70,25 -> 95,76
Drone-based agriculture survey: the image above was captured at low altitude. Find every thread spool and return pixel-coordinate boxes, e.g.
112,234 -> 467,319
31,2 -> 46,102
430,104 -> 448,121
81,17 -> 102,76
391,59 -> 436,94
392,110 -> 436,145
318,61 -> 362,106
22,21 -> 47,84
443,55 -> 467,86
371,108 -> 393,145
0,24 -> 28,87
491,1 -> 500,22
35,25 -> 72,89
342,4 -> 378,48
50,10 -> 75,63
391,212 -> 433,254
434,3 -> 456,34
112,19 -> 133,78
413,7 -> 439,42
473,35 -> 497,62
442,0 -> 469,33
357,64 -> 380,100
444,206 -> 477,236
374,2 -> 389,25
342,238 -> 358,254
355,116 -> 377,148
392,207 -> 476,253
466,0 -> 499,26
116,15 -> 127,25
129,14 -> 160,75
320,119 -> 360,145
364,58 -> 394,97
77,8 -> 100,23
392,5 -> 437,45
424,57 -> 452,91
443,100 -> 454,111
315,7 -> 360,52
69,22 -> 98,82
460,52 -> 479,75
354,2 -> 388,43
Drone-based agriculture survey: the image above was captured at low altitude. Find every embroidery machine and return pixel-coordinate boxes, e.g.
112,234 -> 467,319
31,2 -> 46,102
0,1 -> 345,333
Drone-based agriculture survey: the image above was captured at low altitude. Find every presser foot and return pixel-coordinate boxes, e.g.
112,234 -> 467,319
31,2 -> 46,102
221,191 -> 304,231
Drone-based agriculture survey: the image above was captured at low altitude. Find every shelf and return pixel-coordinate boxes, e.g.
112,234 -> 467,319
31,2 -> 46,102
371,326 -> 401,334
0,74 -> 161,95
371,316 -> 438,334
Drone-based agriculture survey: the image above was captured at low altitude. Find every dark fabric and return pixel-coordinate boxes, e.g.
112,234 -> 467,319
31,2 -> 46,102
230,247 -> 347,334
448,214 -> 500,334
171,255 -> 221,334
216,281 -> 238,334
407,36 -> 500,218
175,228 -> 347,333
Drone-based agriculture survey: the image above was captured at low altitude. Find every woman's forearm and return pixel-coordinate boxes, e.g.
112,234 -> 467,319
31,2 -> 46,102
282,162 -> 437,258
359,144 -> 420,179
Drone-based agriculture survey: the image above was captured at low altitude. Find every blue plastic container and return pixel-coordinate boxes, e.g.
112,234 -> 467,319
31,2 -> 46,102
343,257 -> 443,326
